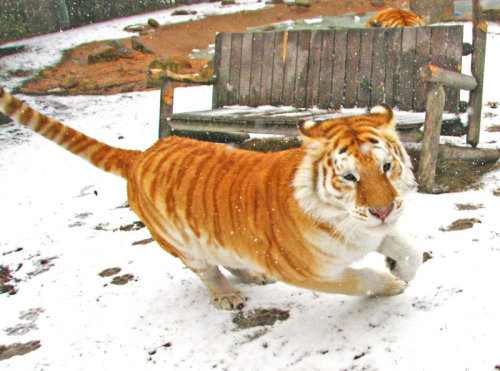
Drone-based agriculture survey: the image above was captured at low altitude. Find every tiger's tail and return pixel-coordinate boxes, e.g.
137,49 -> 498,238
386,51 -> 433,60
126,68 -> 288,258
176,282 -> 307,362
0,87 -> 141,179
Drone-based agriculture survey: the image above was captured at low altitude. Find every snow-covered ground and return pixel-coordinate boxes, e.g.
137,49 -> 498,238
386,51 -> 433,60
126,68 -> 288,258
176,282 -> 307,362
1,1 -> 500,370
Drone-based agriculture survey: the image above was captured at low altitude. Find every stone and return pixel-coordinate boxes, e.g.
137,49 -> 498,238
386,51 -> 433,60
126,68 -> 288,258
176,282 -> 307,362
131,38 -> 155,55
147,18 -> 160,28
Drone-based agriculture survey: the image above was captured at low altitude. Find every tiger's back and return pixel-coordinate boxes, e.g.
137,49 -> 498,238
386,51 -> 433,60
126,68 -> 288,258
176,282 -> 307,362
366,8 -> 425,28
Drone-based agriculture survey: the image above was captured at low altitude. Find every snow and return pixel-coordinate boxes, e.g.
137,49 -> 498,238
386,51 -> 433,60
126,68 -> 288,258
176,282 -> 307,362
1,1 -> 500,370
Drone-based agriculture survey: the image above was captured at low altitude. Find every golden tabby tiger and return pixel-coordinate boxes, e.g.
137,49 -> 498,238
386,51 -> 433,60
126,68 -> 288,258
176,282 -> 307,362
366,8 -> 425,28
0,87 -> 421,310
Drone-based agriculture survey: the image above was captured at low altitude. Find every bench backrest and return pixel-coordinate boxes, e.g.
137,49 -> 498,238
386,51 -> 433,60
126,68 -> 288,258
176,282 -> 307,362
212,26 -> 463,113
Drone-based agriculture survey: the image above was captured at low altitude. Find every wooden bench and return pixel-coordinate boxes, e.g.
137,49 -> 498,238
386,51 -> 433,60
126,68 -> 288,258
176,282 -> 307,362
157,23 -> 493,192
159,26 -> 465,140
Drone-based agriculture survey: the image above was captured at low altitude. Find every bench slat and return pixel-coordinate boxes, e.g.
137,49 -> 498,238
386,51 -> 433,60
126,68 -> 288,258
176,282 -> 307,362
330,30 -> 348,109
444,26 -> 463,113
384,28 -> 403,108
400,27 -> 418,111
295,30 -> 312,107
228,33 -> 243,105
259,32 -> 275,105
306,30 -> 323,107
414,27 -> 432,112
357,29 -> 375,107
318,30 -> 334,109
282,31 -> 299,106
344,29 -> 361,107
238,32 -> 253,106
370,29 -> 387,107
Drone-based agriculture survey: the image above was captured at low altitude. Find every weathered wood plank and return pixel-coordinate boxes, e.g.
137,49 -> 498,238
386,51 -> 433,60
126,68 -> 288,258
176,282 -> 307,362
318,30 -> 334,109
344,29 -> 361,107
237,32 -> 253,105
357,29 -> 375,107
420,64 -> 476,90
418,83 -> 445,193
249,32 -> 265,106
294,30 -> 312,108
330,30 -> 347,109
370,29 -> 387,107
282,31 -> 299,106
306,30 -> 323,107
444,25 -> 463,112
259,32 -> 276,106
384,28 -> 402,108
413,27 -> 431,112
430,27 -> 448,68
399,27 -> 417,111
271,32 -> 285,106
468,21 -> 487,147
228,33 -> 243,106
213,33 -> 231,108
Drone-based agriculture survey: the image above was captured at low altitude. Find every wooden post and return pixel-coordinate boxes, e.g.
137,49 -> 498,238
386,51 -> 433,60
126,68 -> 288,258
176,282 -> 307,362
417,83 -> 446,193
467,0 -> 487,147
159,79 -> 174,139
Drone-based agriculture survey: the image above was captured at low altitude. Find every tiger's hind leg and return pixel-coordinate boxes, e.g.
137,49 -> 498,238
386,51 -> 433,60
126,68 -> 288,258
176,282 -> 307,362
192,265 -> 248,310
226,268 -> 276,285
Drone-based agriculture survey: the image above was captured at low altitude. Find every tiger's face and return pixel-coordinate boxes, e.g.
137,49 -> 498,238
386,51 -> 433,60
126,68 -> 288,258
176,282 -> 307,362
294,105 -> 415,231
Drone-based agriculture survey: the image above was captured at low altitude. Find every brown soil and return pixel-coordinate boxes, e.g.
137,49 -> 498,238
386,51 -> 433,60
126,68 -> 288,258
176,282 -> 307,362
16,0 -> 409,95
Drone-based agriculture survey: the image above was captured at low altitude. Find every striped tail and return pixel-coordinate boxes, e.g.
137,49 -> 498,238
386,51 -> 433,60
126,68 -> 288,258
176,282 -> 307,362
0,87 -> 141,179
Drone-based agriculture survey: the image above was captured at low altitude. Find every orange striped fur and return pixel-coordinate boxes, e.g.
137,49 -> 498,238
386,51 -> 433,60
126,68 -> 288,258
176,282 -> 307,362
366,8 -> 425,28
0,87 -> 421,310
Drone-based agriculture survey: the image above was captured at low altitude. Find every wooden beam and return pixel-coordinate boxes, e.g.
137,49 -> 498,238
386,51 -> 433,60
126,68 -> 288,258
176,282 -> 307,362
149,68 -> 215,85
437,144 -> 500,163
419,64 -> 477,90
467,20 -> 488,148
418,82 -> 446,193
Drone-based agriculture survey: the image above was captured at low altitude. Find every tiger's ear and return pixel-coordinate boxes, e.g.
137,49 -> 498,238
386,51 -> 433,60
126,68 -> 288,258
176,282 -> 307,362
369,104 -> 395,129
297,119 -> 328,151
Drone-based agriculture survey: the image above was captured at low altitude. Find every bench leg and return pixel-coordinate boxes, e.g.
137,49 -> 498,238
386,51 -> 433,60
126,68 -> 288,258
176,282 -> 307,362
417,82 -> 445,193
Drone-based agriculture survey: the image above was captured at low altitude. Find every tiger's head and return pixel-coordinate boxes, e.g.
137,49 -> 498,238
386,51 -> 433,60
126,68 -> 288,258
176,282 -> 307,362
293,105 -> 415,231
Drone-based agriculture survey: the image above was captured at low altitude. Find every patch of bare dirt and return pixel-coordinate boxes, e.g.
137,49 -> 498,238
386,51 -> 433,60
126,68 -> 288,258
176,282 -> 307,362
233,308 -> 290,329
111,273 -> 135,285
439,218 -> 482,232
0,265 -> 17,296
0,340 -> 41,361
98,267 -> 122,277
14,0 -> 408,95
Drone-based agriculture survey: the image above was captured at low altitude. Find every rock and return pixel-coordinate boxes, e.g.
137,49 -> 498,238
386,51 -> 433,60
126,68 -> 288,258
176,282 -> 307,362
148,18 -> 160,28
123,24 -> 150,32
87,46 -> 120,64
108,40 -> 127,49
58,77 -> 79,89
295,0 -> 311,6
221,0 -> 236,5
131,38 -> 155,55
171,9 -> 190,16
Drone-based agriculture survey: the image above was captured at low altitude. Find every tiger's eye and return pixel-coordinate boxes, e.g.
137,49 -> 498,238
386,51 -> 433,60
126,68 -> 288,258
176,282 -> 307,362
343,174 -> 357,182
383,162 -> 391,173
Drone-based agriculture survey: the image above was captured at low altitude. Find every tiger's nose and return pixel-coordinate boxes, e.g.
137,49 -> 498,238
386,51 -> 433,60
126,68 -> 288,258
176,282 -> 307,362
369,204 -> 394,221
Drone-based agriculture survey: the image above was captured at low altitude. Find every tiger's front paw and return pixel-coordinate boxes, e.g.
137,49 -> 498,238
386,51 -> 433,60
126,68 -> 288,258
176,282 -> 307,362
210,288 -> 248,310
369,272 -> 407,297
385,252 -> 422,282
